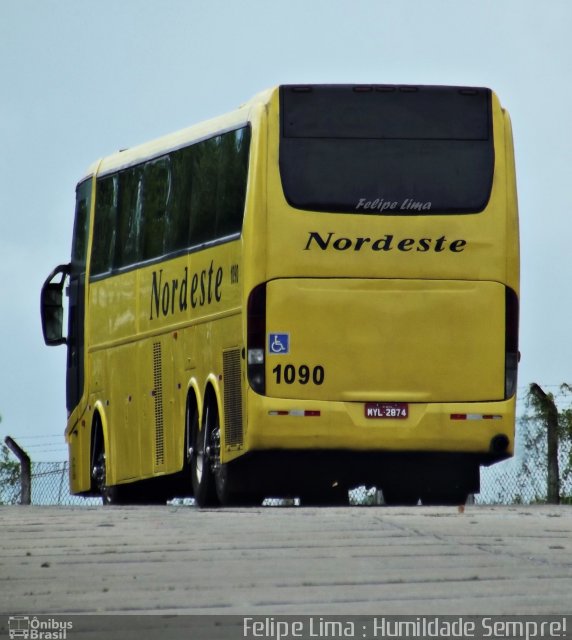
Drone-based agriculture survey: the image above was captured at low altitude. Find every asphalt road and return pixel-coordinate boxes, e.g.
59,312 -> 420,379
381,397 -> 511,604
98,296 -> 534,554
1,504 -> 571,616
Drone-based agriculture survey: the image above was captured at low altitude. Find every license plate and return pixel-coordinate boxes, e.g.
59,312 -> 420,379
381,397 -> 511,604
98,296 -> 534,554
365,402 -> 409,419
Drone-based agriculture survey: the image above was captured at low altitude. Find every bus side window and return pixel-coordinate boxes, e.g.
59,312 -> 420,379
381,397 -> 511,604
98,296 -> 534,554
141,157 -> 171,261
166,145 -> 193,253
215,127 -> 250,238
91,175 -> 118,276
189,136 -> 219,247
116,165 -> 144,268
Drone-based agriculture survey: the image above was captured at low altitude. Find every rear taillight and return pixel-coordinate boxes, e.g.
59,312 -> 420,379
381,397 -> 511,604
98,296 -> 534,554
247,283 -> 266,394
505,287 -> 519,399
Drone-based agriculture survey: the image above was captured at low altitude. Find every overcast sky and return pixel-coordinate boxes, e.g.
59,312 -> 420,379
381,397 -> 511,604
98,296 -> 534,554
2,0 -> 571,461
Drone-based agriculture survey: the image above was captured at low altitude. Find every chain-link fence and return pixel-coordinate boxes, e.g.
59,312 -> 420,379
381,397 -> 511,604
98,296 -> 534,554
1,457 -> 571,506
0,461 -> 99,506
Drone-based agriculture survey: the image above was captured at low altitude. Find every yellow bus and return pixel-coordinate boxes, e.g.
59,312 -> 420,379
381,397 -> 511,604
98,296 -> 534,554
41,84 -> 519,506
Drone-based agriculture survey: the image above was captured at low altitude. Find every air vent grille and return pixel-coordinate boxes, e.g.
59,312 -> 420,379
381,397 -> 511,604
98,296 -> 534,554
153,342 -> 165,467
223,349 -> 243,449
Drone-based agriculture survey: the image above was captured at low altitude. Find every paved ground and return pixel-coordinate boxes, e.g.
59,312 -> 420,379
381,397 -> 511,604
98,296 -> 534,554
1,504 -> 571,616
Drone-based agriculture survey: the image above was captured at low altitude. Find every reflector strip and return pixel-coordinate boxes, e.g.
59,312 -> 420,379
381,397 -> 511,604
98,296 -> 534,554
269,410 -> 321,417
450,413 -> 502,421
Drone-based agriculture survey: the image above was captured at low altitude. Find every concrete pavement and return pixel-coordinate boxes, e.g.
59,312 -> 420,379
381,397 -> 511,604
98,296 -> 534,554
1,504 -> 571,615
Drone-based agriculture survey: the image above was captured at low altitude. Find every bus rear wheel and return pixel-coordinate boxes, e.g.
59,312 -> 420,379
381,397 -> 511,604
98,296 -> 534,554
190,401 -> 219,507
215,462 -> 263,507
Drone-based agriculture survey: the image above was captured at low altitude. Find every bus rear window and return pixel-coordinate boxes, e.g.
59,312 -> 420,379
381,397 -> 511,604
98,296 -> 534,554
279,85 -> 494,215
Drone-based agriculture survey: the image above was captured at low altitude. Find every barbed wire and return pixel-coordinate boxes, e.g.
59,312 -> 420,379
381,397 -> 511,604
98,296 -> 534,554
4,435 -> 63,440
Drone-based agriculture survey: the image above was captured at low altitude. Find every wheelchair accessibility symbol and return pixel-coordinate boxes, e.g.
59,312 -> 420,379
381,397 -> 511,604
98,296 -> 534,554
269,333 -> 290,354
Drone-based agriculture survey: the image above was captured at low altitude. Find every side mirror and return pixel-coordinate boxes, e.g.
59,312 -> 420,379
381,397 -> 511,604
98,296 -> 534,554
41,264 -> 70,346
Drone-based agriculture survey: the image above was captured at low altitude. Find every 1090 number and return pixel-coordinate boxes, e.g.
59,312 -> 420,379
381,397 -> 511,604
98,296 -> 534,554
272,364 -> 325,386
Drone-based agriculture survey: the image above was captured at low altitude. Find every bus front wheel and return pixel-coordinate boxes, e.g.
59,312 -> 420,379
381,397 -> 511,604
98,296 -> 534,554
92,449 -> 125,505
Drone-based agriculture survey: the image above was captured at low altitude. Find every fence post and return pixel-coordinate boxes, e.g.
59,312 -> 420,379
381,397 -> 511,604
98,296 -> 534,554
4,436 -> 31,505
58,461 -> 67,505
529,383 -> 560,504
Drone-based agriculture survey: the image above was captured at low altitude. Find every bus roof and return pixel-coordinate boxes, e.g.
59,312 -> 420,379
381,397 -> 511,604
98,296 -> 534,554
81,84 -> 500,182
83,86 -> 275,181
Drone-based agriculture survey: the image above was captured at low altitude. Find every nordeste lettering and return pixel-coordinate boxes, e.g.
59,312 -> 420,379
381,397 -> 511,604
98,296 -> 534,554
304,231 -> 467,253
150,261 -> 223,320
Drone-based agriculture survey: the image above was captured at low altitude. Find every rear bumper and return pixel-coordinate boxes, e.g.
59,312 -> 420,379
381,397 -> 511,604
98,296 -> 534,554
242,389 -> 516,458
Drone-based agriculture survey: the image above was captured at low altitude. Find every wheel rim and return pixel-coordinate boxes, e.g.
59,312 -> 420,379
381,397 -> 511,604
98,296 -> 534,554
92,450 -> 114,504
195,405 -> 209,484
209,422 -> 221,476
194,403 -> 221,484
93,451 -> 106,494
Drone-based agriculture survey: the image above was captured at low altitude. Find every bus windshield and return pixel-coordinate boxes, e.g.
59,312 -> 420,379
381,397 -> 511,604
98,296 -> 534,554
279,85 -> 494,215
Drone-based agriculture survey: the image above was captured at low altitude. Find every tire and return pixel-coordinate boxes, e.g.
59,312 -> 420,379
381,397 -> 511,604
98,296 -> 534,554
190,400 -> 219,507
92,425 -> 148,505
215,462 -> 262,507
92,449 -> 126,505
